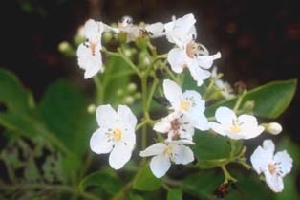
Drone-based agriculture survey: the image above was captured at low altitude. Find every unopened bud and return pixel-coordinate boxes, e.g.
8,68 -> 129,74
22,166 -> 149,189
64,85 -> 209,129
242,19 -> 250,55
243,100 -> 255,112
127,83 -> 137,92
123,96 -> 134,104
58,41 -> 72,53
87,104 -> 96,113
265,122 -> 283,135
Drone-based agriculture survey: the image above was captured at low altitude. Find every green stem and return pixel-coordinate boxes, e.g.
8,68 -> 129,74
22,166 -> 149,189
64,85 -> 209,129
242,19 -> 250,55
233,90 -> 246,112
112,181 -> 133,200
93,75 -> 103,104
0,184 -> 101,200
221,166 -> 237,183
146,78 -> 159,110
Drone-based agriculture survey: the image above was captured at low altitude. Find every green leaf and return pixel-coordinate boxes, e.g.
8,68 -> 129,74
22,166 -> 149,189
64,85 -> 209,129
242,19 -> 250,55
0,68 -> 34,114
206,79 -> 297,119
133,164 -> 161,191
193,131 -> 231,160
167,188 -> 182,200
39,80 -> 94,156
183,170 -> 223,199
79,167 -> 121,195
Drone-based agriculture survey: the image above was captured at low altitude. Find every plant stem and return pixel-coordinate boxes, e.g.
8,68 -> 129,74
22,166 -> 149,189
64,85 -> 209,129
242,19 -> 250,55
93,75 -> 103,104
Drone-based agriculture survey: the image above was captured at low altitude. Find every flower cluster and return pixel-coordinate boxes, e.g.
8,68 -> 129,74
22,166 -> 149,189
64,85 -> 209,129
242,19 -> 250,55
75,13 -> 293,194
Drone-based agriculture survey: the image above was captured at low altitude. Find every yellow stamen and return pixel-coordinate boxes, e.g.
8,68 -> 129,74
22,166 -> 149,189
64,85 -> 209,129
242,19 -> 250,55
110,127 -> 122,142
180,100 -> 191,111
268,164 -> 276,175
163,146 -> 173,156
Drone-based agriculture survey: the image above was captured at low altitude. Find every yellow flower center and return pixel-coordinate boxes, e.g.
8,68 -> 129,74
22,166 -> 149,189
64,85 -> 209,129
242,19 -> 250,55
163,146 -> 173,156
180,100 -> 191,111
230,120 -> 242,133
109,127 -> 123,142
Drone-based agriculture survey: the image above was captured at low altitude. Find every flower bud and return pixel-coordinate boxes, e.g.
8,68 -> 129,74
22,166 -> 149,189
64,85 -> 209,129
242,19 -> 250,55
123,96 -> 135,104
265,122 -> 283,135
127,83 -> 137,93
87,104 -> 96,113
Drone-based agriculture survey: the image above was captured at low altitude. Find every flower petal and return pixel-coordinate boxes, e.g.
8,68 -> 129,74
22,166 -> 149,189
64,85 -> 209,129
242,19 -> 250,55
188,63 -> 211,86
274,150 -> 293,177
90,128 -> 113,154
209,122 -> 226,136
118,105 -> 138,131
172,145 -> 194,165
265,172 -> 284,192
139,143 -> 166,157
163,79 -> 182,107
196,52 -> 221,69
215,107 -> 236,125
150,154 -> 171,178
96,105 -> 118,128
250,145 -> 269,174
109,144 -> 133,169
167,48 -> 185,73
145,22 -> 165,38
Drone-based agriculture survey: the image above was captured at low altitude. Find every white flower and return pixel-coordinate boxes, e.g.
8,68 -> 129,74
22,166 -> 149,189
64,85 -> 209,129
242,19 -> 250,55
164,13 -> 197,47
250,140 -> 293,192
139,141 -> 194,178
76,19 -> 104,79
154,111 -> 195,142
90,104 -> 137,169
144,22 -> 165,38
209,106 -> 264,140
163,79 -> 209,130
167,38 -> 221,86
211,67 -> 235,100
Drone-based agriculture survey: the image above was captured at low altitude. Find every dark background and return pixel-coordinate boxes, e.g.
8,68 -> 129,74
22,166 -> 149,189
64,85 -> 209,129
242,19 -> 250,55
0,0 -> 299,142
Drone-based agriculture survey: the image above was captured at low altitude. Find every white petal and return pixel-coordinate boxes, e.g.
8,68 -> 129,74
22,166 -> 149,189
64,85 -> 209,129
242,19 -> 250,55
145,22 -> 165,38
163,79 -> 182,107
121,129 -> 136,149
167,48 -> 185,73
150,155 -> 171,178
139,143 -> 166,157
181,90 -> 208,130
96,105 -> 117,128
274,150 -> 293,177
172,145 -> 194,165
209,122 -> 227,136
84,19 -> 100,39
109,144 -> 132,169
196,52 -> 221,69
90,129 -> 113,154
153,120 -> 171,133
265,172 -> 284,192
76,44 -> 103,79
118,105 -> 138,130
215,107 -> 237,125
262,140 -> 275,156
250,145 -> 269,174
188,64 -> 211,86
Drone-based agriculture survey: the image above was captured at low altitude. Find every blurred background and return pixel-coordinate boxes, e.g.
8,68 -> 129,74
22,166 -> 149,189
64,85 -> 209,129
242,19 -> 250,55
0,0 -> 299,197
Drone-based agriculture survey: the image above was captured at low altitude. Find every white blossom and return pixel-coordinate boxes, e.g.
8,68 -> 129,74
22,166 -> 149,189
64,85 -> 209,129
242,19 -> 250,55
90,104 -> 137,169
154,111 -> 195,142
250,140 -> 293,192
209,106 -> 264,140
163,79 -> 209,130
76,19 -> 104,79
164,13 -> 197,47
139,140 -> 194,178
